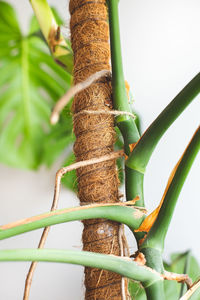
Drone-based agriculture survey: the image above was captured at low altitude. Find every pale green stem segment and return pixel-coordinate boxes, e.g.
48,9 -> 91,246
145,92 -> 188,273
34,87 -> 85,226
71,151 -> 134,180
126,73 -> 200,173
0,205 -> 144,240
0,248 -> 162,289
145,281 -> 165,300
140,126 -> 200,252
107,0 -> 144,223
30,0 -> 73,72
107,0 -> 129,115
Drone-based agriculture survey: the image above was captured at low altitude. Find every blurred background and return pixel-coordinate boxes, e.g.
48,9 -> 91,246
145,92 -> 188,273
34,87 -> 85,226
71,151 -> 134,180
0,0 -> 200,299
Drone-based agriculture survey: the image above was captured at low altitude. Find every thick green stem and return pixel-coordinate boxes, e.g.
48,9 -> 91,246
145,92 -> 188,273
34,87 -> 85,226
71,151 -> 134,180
141,247 -> 165,299
108,0 -> 144,225
126,73 -> 200,173
145,281 -> 165,300
0,205 -> 144,240
141,126 -> 200,251
107,0 -> 129,115
0,249 -> 162,288
141,248 -> 164,274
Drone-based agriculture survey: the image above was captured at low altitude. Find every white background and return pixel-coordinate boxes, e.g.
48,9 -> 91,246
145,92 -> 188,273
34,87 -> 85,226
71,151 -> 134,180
1,0 -> 200,299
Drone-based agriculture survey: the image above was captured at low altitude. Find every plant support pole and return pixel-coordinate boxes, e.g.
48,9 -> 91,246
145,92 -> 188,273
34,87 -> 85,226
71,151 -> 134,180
69,0 -> 125,298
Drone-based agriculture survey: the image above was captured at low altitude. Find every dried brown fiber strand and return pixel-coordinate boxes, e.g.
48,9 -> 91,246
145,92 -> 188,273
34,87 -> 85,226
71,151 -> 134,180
69,0 -> 126,299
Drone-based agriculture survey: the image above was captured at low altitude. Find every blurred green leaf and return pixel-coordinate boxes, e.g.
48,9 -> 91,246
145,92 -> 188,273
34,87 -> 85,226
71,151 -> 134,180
164,252 -> 200,300
128,280 -> 146,300
0,1 -> 74,170
61,152 -> 77,192
129,252 -> 200,299
0,1 -> 21,40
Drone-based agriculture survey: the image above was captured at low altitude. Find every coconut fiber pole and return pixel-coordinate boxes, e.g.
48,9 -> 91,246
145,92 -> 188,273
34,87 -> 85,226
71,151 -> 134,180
69,0 -> 125,299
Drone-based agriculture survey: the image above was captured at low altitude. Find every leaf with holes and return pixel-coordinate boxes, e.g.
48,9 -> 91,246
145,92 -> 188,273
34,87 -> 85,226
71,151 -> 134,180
0,1 -> 74,169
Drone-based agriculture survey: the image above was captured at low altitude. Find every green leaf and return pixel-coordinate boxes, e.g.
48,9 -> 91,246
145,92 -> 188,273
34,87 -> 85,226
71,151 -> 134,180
29,0 -> 73,73
0,2 -> 74,169
51,7 -> 64,25
128,280 -> 147,300
164,252 -> 200,300
28,15 -> 40,35
0,1 -> 21,38
42,106 -> 75,167
61,152 -> 77,192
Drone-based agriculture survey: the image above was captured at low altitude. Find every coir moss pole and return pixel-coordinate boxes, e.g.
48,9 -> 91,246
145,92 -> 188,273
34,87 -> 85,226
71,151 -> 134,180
69,0 -> 123,299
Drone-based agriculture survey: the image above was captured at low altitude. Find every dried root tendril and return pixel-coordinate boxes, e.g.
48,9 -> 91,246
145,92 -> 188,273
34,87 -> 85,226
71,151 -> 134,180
50,70 -> 111,124
23,149 -> 124,300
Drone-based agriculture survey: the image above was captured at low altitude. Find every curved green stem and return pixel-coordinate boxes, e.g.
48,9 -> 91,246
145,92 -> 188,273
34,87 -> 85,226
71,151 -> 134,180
126,73 -> 200,173
141,126 -> 200,252
0,205 -> 144,240
0,248 -> 162,288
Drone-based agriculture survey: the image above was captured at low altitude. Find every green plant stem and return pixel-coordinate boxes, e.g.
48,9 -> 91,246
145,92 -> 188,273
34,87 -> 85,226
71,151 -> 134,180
0,248 -> 162,289
108,0 -> 144,223
141,126 -> 200,252
30,0 -> 55,42
107,0 -> 130,115
141,248 -> 164,274
0,205 -> 144,241
126,73 -> 200,173
141,247 -> 165,299
145,281 -> 165,300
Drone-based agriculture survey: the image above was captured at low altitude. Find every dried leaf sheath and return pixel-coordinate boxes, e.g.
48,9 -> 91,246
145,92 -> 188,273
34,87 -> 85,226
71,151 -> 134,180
69,0 -> 124,298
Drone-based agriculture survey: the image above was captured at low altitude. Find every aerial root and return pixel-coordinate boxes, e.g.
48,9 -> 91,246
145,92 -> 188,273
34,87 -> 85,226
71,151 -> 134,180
23,149 -> 125,300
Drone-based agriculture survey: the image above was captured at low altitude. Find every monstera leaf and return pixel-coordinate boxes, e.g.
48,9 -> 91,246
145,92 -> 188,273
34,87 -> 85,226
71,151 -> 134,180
0,1 -> 74,170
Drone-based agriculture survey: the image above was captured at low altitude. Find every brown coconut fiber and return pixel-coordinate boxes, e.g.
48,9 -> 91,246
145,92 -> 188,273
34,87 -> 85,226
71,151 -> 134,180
69,0 -> 127,299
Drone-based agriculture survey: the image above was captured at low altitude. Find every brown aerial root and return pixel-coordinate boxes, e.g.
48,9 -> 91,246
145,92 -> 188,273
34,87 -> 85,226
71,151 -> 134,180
162,271 -> 193,289
180,279 -> 200,300
133,252 -> 146,266
48,24 -> 66,53
118,225 -> 131,300
50,68 -> 135,125
23,228 -> 50,300
23,149 -> 124,300
50,70 -> 111,124
74,109 -> 135,119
